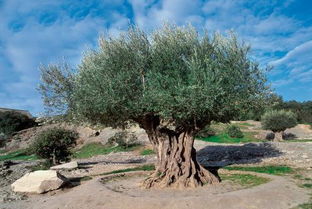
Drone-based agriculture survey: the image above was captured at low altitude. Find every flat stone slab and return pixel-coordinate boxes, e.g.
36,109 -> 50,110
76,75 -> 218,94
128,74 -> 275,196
11,170 -> 67,194
50,161 -> 79,170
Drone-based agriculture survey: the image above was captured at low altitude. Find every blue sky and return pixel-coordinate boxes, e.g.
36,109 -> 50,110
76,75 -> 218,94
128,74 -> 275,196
0,0 -> 311,116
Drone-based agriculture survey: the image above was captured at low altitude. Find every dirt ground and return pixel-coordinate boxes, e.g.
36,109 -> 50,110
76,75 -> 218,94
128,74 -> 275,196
1,140 -> 312,209
1,170 -> 309,209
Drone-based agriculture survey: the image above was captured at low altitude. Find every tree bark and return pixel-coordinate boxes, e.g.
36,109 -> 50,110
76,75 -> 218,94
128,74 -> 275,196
273,131 -> 284,142
134,114 -> 220,188
143,128 -> 220,188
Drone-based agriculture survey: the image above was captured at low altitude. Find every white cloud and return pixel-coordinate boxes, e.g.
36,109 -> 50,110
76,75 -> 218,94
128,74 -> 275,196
270,40 -> 312,66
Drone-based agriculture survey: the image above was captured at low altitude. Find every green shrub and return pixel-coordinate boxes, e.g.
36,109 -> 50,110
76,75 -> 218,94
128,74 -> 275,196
0,111 -> 37,136
107,131 -> 138,148
196,126 -> 216,138
31,128 -> 78,164
261,110 -> 297,132
226,125 -> 244,138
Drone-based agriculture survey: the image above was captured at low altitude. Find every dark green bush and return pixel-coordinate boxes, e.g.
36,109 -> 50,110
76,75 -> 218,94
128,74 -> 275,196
0,111 -> 37,136
196,126 -> 216,138
107,131 -> 138,148
32,128 -> 78,164
226,125 -> 244,138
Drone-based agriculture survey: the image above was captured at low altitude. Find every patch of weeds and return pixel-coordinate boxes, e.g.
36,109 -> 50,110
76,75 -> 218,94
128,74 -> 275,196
0,149 -> 37,161
223,165 -> 293,175
220,173 -> 270,188
80,176 -> 92,181
294,174 -> 304,179
292,202 -> 312,209
73,143 -> 141,159
239,123 -> 254,127
197,132 -> 263,144
301,184 -> 312,189
140,149 -> 155,155
100,164 -> 155,175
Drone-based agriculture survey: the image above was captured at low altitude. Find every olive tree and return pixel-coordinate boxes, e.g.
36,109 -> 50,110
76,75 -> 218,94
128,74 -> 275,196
39,25 -> 269,188
261,110 -> 297,141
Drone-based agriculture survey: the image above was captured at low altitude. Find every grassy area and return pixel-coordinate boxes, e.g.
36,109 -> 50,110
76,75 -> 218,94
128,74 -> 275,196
197,132 -> 262,144
292,202 -> 312,209
140,149 -> 155,155
0,150 -> 6,154
301,183 -> 312,189
239,123 -> 254,127
0,149 -> 37,161
80,176 -> 93,181
100,164 -> 155,175
73,143 -> 141,159
220,173 -> 270,187
223,165 -> 293,175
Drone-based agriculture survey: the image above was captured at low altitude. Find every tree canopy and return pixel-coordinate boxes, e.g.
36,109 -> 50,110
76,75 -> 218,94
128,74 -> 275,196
40,25 -> 269,131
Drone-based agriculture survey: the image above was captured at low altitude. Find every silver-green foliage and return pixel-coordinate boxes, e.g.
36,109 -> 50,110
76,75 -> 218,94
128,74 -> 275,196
261,110 -> 297,132
40,24 -> 269,130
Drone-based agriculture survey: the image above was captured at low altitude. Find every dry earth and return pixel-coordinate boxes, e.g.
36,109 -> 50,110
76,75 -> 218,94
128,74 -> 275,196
1,170 -> 309,209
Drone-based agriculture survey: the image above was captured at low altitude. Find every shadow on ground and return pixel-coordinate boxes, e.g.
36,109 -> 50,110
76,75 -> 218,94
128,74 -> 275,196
197,143 -> 282,167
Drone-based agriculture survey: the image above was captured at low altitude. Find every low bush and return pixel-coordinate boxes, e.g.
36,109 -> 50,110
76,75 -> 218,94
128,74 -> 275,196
196,126 -> 216,138
0,111 -> 37,136
107,131 -> 138,148
226,125 -> 244,138
31,128 -> 78,164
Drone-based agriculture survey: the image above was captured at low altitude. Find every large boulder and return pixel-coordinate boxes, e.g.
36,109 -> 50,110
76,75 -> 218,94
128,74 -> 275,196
50,161 -> 79,170
11,170 -> 67,194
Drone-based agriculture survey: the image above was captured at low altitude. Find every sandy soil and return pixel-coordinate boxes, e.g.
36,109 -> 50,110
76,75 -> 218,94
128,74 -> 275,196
2,170 -> 309,209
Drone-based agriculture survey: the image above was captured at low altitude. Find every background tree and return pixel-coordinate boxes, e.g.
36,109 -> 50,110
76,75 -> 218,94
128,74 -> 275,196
32,128 -> 78,165
261,110 -> 297,141
0,111 -> 37,136
274,100 -> 312,124
40,25 -> 269,188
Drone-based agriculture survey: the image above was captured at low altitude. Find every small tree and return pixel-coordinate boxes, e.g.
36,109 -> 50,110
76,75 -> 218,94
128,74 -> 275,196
261,110 -> 297,141
32,128 -> 78,165
39,25 -> 269,188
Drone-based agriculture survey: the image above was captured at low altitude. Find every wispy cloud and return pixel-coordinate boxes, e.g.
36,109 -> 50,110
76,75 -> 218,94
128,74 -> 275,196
0,0 -> 311,115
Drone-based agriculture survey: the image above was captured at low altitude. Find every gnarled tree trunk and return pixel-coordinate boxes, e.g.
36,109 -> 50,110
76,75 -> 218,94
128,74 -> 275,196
136,114 -> 220,188
143,129 -> 220,188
